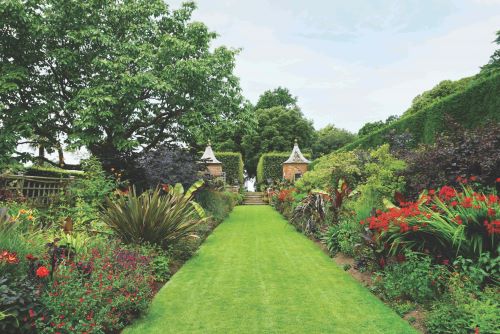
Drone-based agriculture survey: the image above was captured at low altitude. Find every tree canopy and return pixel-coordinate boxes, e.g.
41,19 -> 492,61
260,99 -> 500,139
358,115 -> 399,137
403,78 -> 473,116
242,106 -> 315,176
0,0 -> 245,170
254,87 -> 298,110
482,30 -> 500,74
312,124 -> 356,158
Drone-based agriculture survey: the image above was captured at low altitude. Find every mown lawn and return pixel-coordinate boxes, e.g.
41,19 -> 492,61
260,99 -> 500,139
125,205 -> 418,334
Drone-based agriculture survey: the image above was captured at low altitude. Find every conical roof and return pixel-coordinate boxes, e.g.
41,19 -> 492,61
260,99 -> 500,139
200,140 -> 221,164
283,139 -> 310,164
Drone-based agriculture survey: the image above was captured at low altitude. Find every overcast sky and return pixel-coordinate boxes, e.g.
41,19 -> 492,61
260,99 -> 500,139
169,0 -> 500,132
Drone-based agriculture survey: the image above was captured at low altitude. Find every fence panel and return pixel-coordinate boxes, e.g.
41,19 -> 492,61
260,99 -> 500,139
0,174 -> 75,206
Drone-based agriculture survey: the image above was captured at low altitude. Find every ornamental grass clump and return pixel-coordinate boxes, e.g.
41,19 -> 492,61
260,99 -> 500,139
101,181 -> 207,248
362,183 -> 499,259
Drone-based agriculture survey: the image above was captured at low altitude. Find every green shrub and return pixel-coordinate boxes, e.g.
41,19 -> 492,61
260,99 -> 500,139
322,220 -> 362,257
42,156 -> 116,231
453,253 -> 499,287
341,72 -> 500,151
351,144 -> 406,213
216,152 -> 244,186
295,150 -> 362,192
195,189 -> 237,223
425,276 -> 500,334
375,251 -> 448,304
101,182 -> 206,248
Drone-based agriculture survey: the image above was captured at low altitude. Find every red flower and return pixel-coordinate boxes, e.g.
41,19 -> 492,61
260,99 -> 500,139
36,266 -> 50,278
470,176 -> 477,181
460,197 -> 473,208
439,186 -> 456,201
0,250 -> 19,264
496,178 -> 500,183
26,254 -> 37,261
487,208 -> 496,217
29,309 -> 35,318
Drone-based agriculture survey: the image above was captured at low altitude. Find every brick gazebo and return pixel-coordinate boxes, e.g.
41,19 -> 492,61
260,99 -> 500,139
200,140 -> 223,177
282,139 -> 310,182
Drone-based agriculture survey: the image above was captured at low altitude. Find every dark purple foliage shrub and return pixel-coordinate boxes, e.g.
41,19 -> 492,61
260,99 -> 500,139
133,146 -> 206,189
403,123 -> 500,198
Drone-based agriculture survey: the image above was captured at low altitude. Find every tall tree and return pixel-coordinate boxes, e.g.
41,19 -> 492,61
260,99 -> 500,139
482,30 -> 500,73
403,78 -> 473,116
0,0 -> 244,170
242,106 -> 315,176
312,124 -> 356,158
254,87 -> 297,110
358,115 -> 399,137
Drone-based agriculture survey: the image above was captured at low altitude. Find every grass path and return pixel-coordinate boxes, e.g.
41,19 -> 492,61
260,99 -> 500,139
125,206 -> 417,334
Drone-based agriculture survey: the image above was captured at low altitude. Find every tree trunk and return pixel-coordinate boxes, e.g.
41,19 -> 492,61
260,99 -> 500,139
37,145 -> 45,165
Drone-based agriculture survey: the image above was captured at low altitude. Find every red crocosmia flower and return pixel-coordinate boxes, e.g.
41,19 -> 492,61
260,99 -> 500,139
439,186 -> 456,201
460,197 -> 473,208
485,220 -> 500,235
26,254 -> 37,261
428,189 -> 435,196
470,176 -> 477,181
454,216 -> 463,225
36,266 -> 50,278
496,178 -> 500,183
488,194 -> 498,204
487,208 -> 496,217
29,309 -> 35,318
450,201 -> 458,207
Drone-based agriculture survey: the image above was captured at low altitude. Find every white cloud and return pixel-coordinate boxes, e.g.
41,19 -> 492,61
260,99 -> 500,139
170,0 -> 500,132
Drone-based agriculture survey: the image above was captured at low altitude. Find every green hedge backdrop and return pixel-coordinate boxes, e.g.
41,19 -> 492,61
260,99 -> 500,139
341,72 -> 500,151
216,152 -> 244,186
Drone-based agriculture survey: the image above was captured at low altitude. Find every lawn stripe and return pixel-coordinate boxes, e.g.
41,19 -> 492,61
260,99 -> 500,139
124,205 -> 418,334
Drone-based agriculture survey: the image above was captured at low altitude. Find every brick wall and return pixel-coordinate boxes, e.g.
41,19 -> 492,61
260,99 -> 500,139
283,163 -> 308,182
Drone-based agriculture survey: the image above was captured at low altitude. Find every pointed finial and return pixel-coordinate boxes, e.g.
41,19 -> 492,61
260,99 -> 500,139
208,139 -> 212,146
294,138 -> 298,145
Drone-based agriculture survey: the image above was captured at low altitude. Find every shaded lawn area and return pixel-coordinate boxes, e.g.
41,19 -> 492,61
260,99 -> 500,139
125,205 -> 418,334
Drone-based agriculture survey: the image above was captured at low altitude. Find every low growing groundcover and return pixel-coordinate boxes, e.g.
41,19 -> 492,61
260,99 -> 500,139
125,206 -> 417,333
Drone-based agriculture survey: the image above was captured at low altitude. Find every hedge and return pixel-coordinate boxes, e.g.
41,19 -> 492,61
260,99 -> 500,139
25,165 -> 84,178
341,72 -> 500,151
256,152 -> 311,186
216,152 -> 244,186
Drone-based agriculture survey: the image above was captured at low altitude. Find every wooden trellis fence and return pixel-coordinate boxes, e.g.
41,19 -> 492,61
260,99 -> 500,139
0,174 -> 75,206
